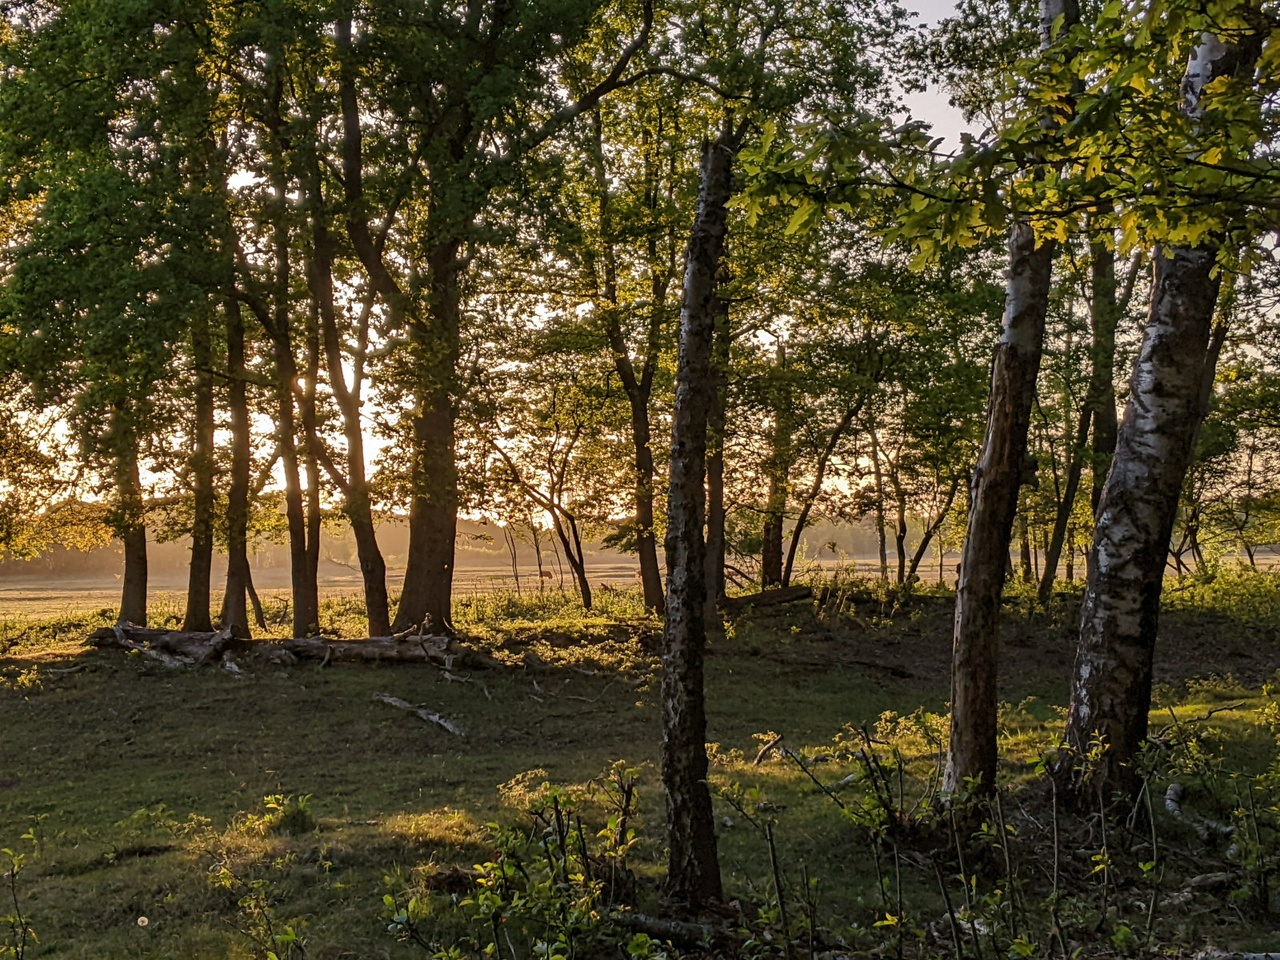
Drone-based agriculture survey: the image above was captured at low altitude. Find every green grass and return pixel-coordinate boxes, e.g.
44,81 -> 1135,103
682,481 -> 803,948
1,581 -> 1279,958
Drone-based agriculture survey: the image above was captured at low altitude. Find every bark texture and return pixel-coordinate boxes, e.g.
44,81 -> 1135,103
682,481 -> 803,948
1062,248 -> 1221,798
944,224 -> 1054,795
943,0 -> 1078,797
1061,22 -> 1262,801
662,126 -> 738,908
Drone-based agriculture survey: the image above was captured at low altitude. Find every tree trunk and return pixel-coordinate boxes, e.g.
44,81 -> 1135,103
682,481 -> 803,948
222,298 -> 252,638
893,471 -> 908,584
871,424 -> 889,581
264,54 -> 319,639
761,478 -> 786,588
393,239 -> 461,634
944,222 -> 1056,796
1038,404 -> 1090,604
1061,248 -> 1223,799
760,346 -> 792,589
1019,513 -> 1034,583
590,108 -> 667,614
1060,22 -> 1261,803
943,0 -> 1080,797
307,161 -> 392,637
906,478 -> 961,581
662,125 -> 739,908
184,307 -> 216,632
302,333 -> 323,638
1090,240 -> 1122,515
116,416 -> 147,627
783,401 -> 863,587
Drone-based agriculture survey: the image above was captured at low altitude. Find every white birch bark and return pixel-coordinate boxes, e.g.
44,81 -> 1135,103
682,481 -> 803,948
1061,23 -> 1263,800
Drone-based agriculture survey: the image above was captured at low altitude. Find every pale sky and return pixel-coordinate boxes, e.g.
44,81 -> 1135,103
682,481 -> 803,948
896,0 -> 978,149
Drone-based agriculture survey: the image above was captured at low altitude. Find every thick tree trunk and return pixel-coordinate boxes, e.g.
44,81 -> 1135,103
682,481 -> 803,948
184,308 -> 216,632
222,299 -> 252,638
1061,248 -> 1222,799
944,223 -> 1055,796
1060,23 -> 1261,802
116,421 -> 148,627
393,240 -> 461,634
662,126 -> 738,908
761,479 -> 786,588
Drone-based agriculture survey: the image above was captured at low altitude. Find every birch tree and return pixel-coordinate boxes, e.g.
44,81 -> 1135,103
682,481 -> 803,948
1060,1 -> 1268,800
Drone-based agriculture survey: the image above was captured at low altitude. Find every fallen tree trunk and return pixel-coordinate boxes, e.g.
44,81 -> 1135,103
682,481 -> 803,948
88,625 -> 502,670
721,585 -> 812,613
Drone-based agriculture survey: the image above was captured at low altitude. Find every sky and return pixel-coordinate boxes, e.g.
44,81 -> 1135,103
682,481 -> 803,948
896,0 -> 978,148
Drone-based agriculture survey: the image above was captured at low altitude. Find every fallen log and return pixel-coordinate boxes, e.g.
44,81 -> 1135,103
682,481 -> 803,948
607,911 -> 718,947
89,625 -> 503,671
721,586 -> 812,614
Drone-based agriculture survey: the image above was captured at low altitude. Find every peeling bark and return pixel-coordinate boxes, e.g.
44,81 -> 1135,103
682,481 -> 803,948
1062,246 -> 1221,799
1061,21 -> 1263,801
662,123 -> 740,908
943,0 -> 1079,797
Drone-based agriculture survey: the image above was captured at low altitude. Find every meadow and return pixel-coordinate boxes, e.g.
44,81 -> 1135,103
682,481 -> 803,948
1,573 -> 1278,959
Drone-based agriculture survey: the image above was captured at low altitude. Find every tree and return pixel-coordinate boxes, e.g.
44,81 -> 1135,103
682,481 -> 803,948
943,0 -> 1081,798
1061,5 -> 1268,800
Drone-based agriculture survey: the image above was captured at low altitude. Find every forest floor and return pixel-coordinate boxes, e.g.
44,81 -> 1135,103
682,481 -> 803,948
1,574 -> 1278,959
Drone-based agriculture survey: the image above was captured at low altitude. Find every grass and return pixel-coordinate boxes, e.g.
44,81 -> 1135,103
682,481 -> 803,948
1,578 -> 1279,957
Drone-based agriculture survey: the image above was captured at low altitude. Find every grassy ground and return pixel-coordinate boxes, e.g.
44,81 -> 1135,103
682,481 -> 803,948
1,573 -> 1279,958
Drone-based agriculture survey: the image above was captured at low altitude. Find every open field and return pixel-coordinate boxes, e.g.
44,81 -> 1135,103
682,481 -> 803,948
1,575 -> 1279,958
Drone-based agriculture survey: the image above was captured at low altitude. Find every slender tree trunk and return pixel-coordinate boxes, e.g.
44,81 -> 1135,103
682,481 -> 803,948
1060,22 -> 1261,802
871,425 -> 889,580
222,298 -> 252,637
945,226 -> 1056,795
1019,514 -> 1034,583
907,479 -> 961,581
1038,404 -> 1091,604
590,108 -> 667,614
301,306 -> 323,636
1090,241 -> 1122,515
783,401 -> 863,586
184,308 -> 216,632
553,512 -> 593,610
115,415 -> 147,627
944,0 -> 1080,798
761,347 -> 792,588
893,472 -> 908,584
307,159 -> 392,636
263,53 -> 319,639
662,124 -> 738,908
